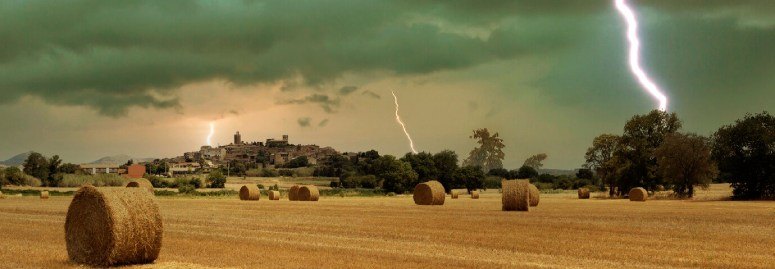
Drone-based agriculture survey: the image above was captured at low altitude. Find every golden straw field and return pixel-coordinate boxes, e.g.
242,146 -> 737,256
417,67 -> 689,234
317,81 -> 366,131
1,184 -> 773,268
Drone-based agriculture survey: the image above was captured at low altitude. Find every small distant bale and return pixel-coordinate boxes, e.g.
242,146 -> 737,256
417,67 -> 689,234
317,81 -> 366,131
268,190 -> 280,200
126,179 -> 154,194
501,180 -> 530,211
297,185 -> 320,201
629,187 -> 648,202
656,185 -> 666,191
413,180 -> 445,205
470,191 -> 480,199
65,185 -> 162,267
578,188 -> 591,199
239,185 -> 261,201
289,185 -> 300,201
40,191 -> 50,199
0,190 -> 4,199
450,190 -> 459,199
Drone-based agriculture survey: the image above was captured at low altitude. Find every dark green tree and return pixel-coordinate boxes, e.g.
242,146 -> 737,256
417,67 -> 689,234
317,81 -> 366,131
584,134 -> 622,196
516,165 -> 538,179
655,133 -> 718,198
23,152 -> 49,183
433,150 -> 459,192
207,170 -> 227,188
456,165 -> 485,192
286,156 -> 309,168
616,110 -> 682,194
373,155 -> 418,194
401,152 -> 437,182
712,112 -> 774,199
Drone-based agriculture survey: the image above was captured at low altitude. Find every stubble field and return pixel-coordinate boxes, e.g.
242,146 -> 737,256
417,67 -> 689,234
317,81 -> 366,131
0,184 -> 773,268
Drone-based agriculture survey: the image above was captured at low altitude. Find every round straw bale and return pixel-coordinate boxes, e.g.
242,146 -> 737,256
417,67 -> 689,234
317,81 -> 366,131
297,185 -> 320,201
528,184 -> 540,207
629,187 -> 648,202
288,185 -> 300,201
656,185 -> 666,192
470,190 -> 480,199
126,179 -> 154,194
413,180 -> 445,205
450,190 -> 459,199
501,179 -> 530,211
578,188 -> 591,199
0,190 -> 4,199
40,191 -> 50,199
268,190 -> 280,200
65,185 -> 162,267
239,185 -> 260,201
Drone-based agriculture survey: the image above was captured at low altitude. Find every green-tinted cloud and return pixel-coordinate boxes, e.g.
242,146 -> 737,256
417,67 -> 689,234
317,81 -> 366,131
0,0 -> 771,117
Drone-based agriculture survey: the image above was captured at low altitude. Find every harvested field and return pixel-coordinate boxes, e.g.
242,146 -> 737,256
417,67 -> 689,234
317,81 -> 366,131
0,184 -> 773,268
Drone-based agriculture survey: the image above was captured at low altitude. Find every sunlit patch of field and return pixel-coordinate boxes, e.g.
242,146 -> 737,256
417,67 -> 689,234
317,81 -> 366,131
0,184 -> 773,268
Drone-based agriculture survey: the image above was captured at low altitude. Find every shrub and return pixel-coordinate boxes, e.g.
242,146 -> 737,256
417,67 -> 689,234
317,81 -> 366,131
145,175 -> 168,188
60,174 -> 127,187
257,184 -> 265,189
483,176 -> 502,190
178,185 -> 197,194
207,170 -> 227,188
278,169 -> 293,177
533,182 -> 554,191
260,169 -> 279,177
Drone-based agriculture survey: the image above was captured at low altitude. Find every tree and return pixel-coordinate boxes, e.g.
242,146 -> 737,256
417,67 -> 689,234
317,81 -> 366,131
712,112 -> 775,199
523,153 -> 547,170
286,156 -> 309,168
463,128 -> 505,172
23,152 -> 49,183
3,167 -> 25,186
487,168 -> 509,178
516,165 -> 538,179
584,134 -> 621,196
576,168 -> 594,180
654,133 -> 718,198
401,152 -> 438,182
456,165 -> 485,192
45,155 -> 63,187
617,110 -> 682,194
373,155 -> 418,194
433,150 -> 459,192
58,163 -> 81,174
207,170 -> 227,188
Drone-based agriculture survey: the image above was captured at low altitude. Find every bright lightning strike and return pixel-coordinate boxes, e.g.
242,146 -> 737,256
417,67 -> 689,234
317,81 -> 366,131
614,0 -> 668,111
391,91 -> 418,154
206,122 -> 215,146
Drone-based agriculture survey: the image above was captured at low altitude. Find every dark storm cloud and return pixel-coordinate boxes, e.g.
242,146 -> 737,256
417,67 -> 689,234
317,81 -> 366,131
361,91 -> 382,100
338,86 -> 359,96
278,94 -> 340,113
0,0 -> 771,116
297,117 -> 312,127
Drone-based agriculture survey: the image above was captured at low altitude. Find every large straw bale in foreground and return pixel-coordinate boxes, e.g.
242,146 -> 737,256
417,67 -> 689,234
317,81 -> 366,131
502,180 -> 530,211
528,184 -> 540,207
578,188 -> 590,199
413,181 -> 445,205
268,190 -> 280,200
65,185 -> 163,267
297,185 -> 320,201
239,185 -> 260,201
471,190 -> 480,199
40,191 -> 49,199
288,185 -> 300,201
629,187 -> 648,202
127,179 -> 154,193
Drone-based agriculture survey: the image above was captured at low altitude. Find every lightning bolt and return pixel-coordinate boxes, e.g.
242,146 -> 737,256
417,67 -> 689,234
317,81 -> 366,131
392,91 -> 418,154
614,0 -> 668,111
206,122 -> 215,146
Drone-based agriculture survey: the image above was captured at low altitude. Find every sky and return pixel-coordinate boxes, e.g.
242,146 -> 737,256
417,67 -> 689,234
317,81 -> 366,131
0,0 -> 772,169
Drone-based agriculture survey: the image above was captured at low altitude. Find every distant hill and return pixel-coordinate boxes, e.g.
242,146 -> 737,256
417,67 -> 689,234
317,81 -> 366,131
0,151 -> 32,166
539,168 -> 578,177
90,155 -> 154,165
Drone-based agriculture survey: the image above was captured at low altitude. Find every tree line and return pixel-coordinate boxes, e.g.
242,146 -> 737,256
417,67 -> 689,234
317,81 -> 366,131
584,110 -> 773,199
